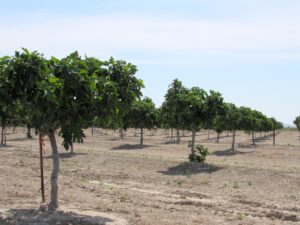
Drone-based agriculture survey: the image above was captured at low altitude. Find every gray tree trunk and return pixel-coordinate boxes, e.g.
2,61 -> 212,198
1,123 -> 6,145
190,129 -> 196,160
252,131 -> 255,146
1,124 -> 4,145
176,129 -> 180,143
70,142 -> 74,154
232,130 -> 236,151
134,128 -> 137,137
27,125 -> 32,139
273,129 -> 276,145
48,130 -> 60,211
216,132 -> 220,143
207,129 -> 210,140
140,128 -> 144,146
119,128 -> 125,139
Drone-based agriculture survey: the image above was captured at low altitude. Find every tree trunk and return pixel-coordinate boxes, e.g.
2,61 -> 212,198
39,134 -> 45,203
216,132 -> 220,143
227,131 -> 229,137
176,129 -> 180,143
4,126 -> 7,145
70,142 -> 74,154
13,126 -> 16,134
134,128 -> 137,137
207,129 -> 210,140
140,128 -> 144,146
91,126 -> 94,136
190,129 -> 196,160
171,128 -> 174,141
1,123 -> 5,145
27,125 -> 32,139
273,129 -> 276,145
48,130 -> 60,211
119,128 -> 125,139
231,130 -> 236,151
252,131 -> 255,146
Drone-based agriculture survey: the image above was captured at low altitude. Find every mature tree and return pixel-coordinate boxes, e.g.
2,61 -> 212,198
0,56 -> 13,145
204,90 -> 224,140
3,49 -> 143,211
224,104 -> 242,151
178,87 -> 208,160
270,117 -> 283,145
161,79 -> 187,142
294,116 -> 300,131
126,97 -> 158,146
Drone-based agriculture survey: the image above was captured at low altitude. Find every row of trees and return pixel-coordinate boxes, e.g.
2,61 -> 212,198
0,49 -> 284,211
158,79 -> 283,160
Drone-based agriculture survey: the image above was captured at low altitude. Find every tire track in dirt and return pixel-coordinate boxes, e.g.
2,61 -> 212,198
88,179 -> 300,224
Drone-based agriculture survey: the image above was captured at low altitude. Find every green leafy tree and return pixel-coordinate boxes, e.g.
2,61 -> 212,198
161,79 -> 188,142
204,90 -> 225,140
270,117 -> 283,145
4,49 -> 144,211
178,87 -> 208,160
294,116 -> 300,131
224,104 -> 242,151
0,56 -> 14,145
126,97 -> 159,146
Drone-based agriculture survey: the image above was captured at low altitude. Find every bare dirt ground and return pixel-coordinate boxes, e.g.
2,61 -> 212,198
0,128 -> 299,225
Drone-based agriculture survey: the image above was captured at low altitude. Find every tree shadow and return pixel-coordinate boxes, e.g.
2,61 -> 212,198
212,148 -> 255,157
0,144 -> 14,148
0,208 -> 114,225
7,137 -> 36,142
158,162 -> 223,176
238,143 -> 257,149
45,152 -> 88,159
111,144 -> 157,150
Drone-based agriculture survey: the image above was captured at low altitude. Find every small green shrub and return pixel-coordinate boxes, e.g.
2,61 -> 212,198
188,143 -> 209,163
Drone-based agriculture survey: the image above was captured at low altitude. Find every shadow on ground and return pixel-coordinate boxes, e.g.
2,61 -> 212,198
111,144 -> 157,150
7,137 -> 36,142
0,208 -> 114,225
45,152 -> 88,159
159,162 -> 223,176
0,144 -> 14,148
212,148 -> 255,157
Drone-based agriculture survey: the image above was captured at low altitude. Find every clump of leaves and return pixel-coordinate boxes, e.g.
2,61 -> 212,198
188,142 -> 209,163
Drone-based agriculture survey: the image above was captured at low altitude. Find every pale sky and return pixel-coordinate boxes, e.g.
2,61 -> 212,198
0,0 -> 299,125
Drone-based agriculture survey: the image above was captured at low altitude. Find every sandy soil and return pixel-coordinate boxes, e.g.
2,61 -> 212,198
0,128 -> 299,225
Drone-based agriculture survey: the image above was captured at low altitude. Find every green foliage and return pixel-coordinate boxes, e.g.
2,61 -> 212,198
0,49 -> 144,150
161,79 -> 187,129
188,143 -> 209,163
178,87 -> 208,131
294,116 -> 300,131
126,97 -> 159,129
